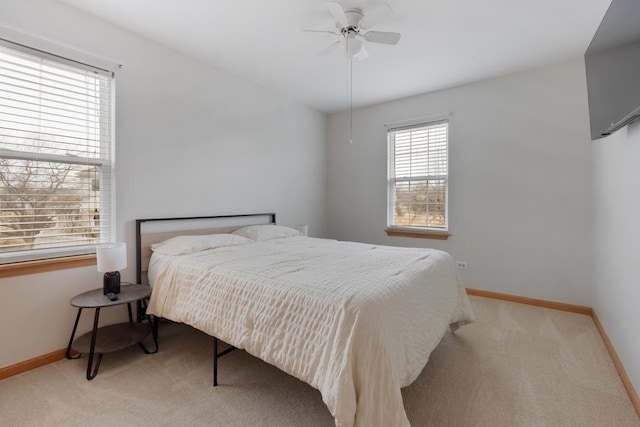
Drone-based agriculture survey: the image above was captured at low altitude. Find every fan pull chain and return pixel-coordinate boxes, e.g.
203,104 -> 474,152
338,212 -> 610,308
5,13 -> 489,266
346,38 -> 354,144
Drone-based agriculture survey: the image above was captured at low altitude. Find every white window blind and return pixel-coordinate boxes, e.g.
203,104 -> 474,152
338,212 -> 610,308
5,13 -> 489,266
0,41 -> 114,263
387,120 -> 448,230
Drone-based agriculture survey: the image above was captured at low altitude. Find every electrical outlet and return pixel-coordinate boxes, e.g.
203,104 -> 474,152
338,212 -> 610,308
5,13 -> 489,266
456,261 -> 468,269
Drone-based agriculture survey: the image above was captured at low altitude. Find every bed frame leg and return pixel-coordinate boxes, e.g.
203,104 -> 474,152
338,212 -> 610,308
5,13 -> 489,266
212,336 -> 236,387
213,337 -> 218,387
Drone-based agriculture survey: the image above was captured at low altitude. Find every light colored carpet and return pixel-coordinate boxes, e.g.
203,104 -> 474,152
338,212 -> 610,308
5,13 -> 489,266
1,296 -> 638,426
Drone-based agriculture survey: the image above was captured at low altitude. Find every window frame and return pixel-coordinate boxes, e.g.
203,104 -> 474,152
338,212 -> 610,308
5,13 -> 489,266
0,29 -> 117,273
385,117 -> 450,240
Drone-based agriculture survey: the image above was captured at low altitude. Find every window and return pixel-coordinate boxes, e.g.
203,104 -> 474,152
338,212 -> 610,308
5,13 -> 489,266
0,40 -> 114,264
387,120 -> 449,237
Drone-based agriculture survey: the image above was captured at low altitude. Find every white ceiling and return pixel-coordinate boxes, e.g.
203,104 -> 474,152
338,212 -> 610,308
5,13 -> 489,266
58,0 -> 611,113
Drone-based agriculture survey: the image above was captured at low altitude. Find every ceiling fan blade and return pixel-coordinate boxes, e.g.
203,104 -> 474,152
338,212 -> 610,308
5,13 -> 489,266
303,29 -> 338,35
319,41 -> 341,57
364,31 -> 401,45
359,3 -> 393,29
327,2 -> 348,26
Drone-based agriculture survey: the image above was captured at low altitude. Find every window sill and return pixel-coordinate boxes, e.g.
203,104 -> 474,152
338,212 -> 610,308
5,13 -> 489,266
385,228 -> 451,240
0,254 -> 96,278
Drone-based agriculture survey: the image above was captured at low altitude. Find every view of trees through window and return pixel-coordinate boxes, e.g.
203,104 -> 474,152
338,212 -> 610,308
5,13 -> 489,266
0,159 -> 100,253
0,43 -> 111,257
393,179 -> 446,228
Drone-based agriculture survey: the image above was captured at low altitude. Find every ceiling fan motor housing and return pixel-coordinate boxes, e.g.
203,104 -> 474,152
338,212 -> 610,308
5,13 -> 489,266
339,9 -> 364,29
341,26 -> 359,38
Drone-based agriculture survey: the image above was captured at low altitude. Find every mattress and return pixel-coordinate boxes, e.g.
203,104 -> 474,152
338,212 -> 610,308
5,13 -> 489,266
147,236 -> 474,426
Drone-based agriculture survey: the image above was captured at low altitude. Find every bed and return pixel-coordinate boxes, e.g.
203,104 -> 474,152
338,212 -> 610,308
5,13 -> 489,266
136,213 -> 474,427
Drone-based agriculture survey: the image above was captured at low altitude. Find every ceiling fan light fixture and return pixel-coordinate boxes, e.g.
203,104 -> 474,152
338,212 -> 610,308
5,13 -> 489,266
345,36 -> 363,57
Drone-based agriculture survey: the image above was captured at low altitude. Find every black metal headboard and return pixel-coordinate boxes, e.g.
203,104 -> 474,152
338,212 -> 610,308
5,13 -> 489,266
135,213 -> 276,284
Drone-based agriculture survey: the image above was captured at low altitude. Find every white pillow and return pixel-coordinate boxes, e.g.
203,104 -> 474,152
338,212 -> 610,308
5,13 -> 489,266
232,224 -> 302,241
150,233 -> 252,255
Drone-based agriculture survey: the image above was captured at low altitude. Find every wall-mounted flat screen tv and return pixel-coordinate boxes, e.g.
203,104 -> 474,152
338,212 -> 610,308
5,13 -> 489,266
585,0 -> 640,140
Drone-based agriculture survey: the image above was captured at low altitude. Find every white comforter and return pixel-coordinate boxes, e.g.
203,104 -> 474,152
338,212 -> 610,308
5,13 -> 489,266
147,236 -> 474,427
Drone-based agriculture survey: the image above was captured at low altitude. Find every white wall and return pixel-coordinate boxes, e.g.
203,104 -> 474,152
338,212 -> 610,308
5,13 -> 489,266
327,60 -> 593,306
592,122 -> 640,396
0,0 -> 327,368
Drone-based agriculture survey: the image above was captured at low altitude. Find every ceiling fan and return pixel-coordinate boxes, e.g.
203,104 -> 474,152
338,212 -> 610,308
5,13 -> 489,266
307,2 -> 401,60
